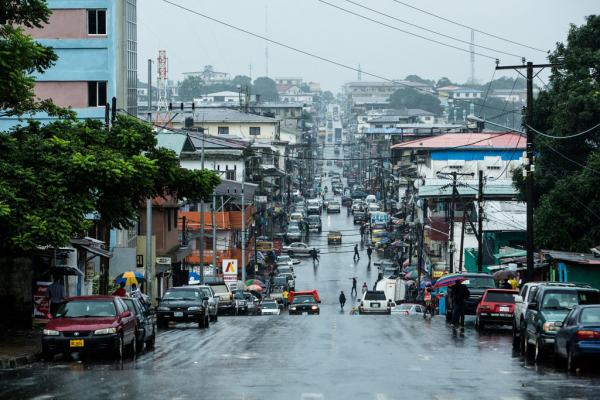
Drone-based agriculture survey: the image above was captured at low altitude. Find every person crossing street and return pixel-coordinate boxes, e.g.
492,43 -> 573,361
339,291 -> 346,310
353,244 -> 360,262
351,277 -> 357,296
366,245 -> 373,263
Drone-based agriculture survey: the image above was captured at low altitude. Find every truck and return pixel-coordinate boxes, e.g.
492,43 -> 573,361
376,278 -> 410,304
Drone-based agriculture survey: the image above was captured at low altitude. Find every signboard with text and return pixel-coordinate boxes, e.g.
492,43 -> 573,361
222,259 -> 238,282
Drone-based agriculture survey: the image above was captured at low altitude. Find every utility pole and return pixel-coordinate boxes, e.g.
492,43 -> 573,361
458,214 -> 466,271
496,61 -> 559,281
212,193 -> 217,278
198,127 -> 206,283
145,58 -> 153,300
477,170 -> 484,273
417,199 -> 427,291
241,174 -> 246,282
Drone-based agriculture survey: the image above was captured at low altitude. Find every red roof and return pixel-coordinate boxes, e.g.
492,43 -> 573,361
391,132 -> 525,150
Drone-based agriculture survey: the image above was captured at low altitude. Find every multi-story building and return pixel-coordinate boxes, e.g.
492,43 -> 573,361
183,65 -> 230,84
1,0 -> 138,130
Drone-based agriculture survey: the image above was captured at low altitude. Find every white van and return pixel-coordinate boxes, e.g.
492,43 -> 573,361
365,194 -> 377,204
376,278 -> 409,304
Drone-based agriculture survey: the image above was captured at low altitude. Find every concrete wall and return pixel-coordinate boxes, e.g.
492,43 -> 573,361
25,9 -> 88,39
34,82 -> 89,108
0,257 -> 33,330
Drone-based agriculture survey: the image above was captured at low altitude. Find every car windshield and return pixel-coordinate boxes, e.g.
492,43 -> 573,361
580,307 -> 600,323
365,291 -> 386,300
277,256 -> 290,262
292,295 -> 315,304
462,277 -> 496,289
484,291 -> 516,303
262,302 -> 278,309
210,285 -> 230,294
163,289 -> 199,301
542,290 -> 600,310
56,300 -> 116,318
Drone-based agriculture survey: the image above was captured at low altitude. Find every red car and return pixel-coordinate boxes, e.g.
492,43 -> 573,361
42,296 -> 137,360
476,289 -> 518,330
288,290 -> 321,305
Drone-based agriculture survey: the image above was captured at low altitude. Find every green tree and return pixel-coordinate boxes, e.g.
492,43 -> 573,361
513,15 -> 600,251
436,77 -> 454,87
253,77 -> 279,101
404,74 -> 435,86
389,88 -> 442,115
231,75 -> 252,88
177,75 -> 204,101
321,91 -> 335,103
0,0 -> 68,117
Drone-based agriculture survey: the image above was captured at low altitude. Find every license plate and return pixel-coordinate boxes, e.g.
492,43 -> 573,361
499,307 -> 509,312
70,339 -> 84,348
371,303 -> 380,308
174,311 -> 183,317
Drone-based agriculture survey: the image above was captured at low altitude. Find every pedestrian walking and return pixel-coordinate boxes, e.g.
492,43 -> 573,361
113,281 -> 127,297
451,281 -> 470,329
366,246 -> 373,262
310,248 -> 320,266
45,275 -> 65,316
130,283 -> 142,299
362,282 -> 368,295
353,244 -> 360,262
282,289 -> 289,309
360,224 -> 365,242
351,277 -> 357,296
339,291 -> 347,310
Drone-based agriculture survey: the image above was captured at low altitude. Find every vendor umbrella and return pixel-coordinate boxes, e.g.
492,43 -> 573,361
493,269 -> 517,281
433,273 -> 467,289
115,271 -> 144,286
245,279 -> 264,287
246,284 -> 263,292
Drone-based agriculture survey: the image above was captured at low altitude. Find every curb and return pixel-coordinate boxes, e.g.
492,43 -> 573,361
0,353 -> 39,369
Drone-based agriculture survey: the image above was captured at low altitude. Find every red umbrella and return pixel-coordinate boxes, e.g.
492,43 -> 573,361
246,284 -> 263,292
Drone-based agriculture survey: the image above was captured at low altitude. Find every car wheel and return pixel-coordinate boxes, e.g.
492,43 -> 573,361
135,331 -> 145,353
535,336 -> 545,363
198,313 -> 207,329
114,335 -> 124,360
205,315 -> 210,328
524,333 -> 535,361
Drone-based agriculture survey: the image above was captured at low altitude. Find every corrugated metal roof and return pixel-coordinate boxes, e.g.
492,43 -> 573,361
417,179 -> 518,199
391,132 -> 526,150
156,133 -> 195,155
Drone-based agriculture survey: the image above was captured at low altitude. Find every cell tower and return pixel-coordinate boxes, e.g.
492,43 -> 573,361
469,29 -> 476,84
154,50 -> 171,128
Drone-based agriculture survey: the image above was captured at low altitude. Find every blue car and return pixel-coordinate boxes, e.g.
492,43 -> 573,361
554,304 -> 600,371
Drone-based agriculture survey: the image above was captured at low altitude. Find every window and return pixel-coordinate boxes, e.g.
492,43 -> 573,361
249,127 -> 261,136
88,81 -> 107,107
218,126 -> 229,135
87,9 -> 107,35
226,170 -> 236,180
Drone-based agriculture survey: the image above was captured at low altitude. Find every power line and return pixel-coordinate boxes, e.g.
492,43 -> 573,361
527,122 -> 600,140
318,0 -> 499,60
539,141 -> 600,175
335,0 -> 523,59
389,0 -> 548,54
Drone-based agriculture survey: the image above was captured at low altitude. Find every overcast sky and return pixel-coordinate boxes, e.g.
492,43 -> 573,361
138,0 -> 598,92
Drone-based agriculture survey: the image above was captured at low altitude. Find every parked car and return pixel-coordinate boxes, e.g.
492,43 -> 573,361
351,200 -> 364,212
522,284 -> 600,362
359,291 -> 392,315
307,215 -> 322,232
206,282 -> 235,315
327,201 -> 341,213
391,303 -> 425,316
233,290 -> 248,315
512,282 -> 581,348
327,230 -> 342,245
475,289 -> 518,330
289,212 -> 304,223
282,242 -> 320,257
285,224 -> 303,242
277,273 -> 296,291
260,300 -> 281,315
157,286 -> 211,329
445,273 -> 497,323
289,294 -> 320,315
323,195 -> 335,209
307,199 -> 321,215
42,296 -> 137,360
554,304 -> 600,371
353,210 -> 367,224
276,255 -> 299,267
244,293 -> 260,315
122,297 -> 156,352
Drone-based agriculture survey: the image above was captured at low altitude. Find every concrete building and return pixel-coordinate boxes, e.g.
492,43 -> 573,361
183,65 -> 230,84
194,91 -> 242,105
1,0 -> 138,130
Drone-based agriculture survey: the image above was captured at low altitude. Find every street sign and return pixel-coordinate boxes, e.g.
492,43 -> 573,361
222,259 -> 238,277
255,195 -> 268,203
156,257 -> 171,265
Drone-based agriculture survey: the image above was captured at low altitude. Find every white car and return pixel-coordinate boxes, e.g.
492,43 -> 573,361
391,303 -> 425,316
327,201 -> 341,213
367,203 -> 380,213
359,291 -> 392,314
260,301 -> 281,315
282,242 -> 320,257
289,212 -> 304,223
275,255 -> 294,268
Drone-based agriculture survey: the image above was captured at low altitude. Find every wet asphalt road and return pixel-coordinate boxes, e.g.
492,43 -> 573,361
3,170 -> 600,399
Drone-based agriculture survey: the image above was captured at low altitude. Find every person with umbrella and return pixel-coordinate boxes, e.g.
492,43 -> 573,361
451,280 -> 470,330
113,281 -> 126,297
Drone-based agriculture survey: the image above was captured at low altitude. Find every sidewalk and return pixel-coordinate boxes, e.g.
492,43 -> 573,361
0,328 -> 41,369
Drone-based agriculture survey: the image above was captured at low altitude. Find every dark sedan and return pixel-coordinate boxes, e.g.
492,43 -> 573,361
555,305 -> 600,371
157,287 -> 210,329
122,297 -> 156,352
42,296 -> 137,360
289,295 -> 320,315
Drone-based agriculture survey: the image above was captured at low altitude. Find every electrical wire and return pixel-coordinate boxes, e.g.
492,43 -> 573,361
336,0 -> 523,59
158,0 -> 521,117
478,68 -> 497,116
389,0 -> 548,54
318,0 -> 499,60
538,140 -> 600,176
527,122 -> 600,140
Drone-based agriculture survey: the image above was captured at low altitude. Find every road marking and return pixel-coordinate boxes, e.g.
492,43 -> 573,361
301,393 -> 324,400
375,394 -> 388,400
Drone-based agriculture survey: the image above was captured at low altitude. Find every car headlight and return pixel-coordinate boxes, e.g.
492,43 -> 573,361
43,329 -> 59,336
311,306 -> 318,310
157,306 -> 170,311
290,307 -> 297,311
187,306 -> 201,311
543,322 -> 560,333
94,327 -> 117,335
